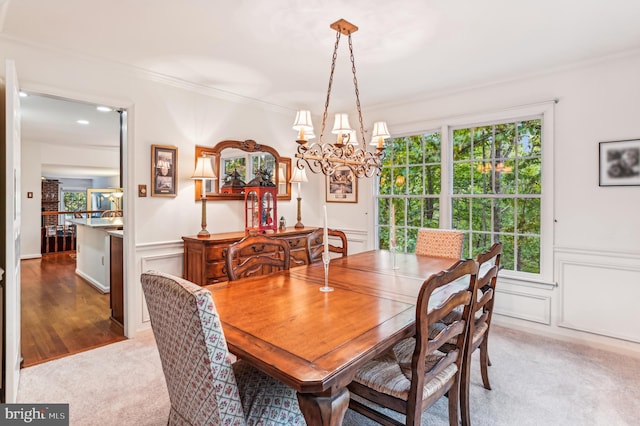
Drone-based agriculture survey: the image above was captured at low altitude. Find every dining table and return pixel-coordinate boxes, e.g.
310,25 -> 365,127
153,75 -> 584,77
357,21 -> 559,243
204,249 -> 460,426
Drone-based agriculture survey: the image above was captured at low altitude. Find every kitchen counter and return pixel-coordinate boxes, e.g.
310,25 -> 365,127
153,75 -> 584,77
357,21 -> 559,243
72,218 -> 123,293
68,217 -> 124,229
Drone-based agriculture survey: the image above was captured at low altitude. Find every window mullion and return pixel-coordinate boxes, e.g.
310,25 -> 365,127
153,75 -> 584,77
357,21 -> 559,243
440,125 -> 452,229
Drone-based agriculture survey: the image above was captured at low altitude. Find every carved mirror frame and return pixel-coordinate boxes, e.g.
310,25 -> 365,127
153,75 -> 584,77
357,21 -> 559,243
194,139 -> 291,201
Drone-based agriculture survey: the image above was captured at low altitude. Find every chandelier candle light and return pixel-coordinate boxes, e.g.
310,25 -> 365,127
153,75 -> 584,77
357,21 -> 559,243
293,19 -> 391,178
191,155 -> 217,237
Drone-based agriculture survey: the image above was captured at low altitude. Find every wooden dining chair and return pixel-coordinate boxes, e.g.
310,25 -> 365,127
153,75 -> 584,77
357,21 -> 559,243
225,233 -> 291,281
306,227 -> 348,264
415,228 -> 464,259
141,271 -> 305,426
429,242 -> 502,426
468,242 -> 502,388
348,258 -> 479,426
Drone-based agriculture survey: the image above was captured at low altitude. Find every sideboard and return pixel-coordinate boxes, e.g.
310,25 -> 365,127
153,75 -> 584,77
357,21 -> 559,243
182,227 -> 317,286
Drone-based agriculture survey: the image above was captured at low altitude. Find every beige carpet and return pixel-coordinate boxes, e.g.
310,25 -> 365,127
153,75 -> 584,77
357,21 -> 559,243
17,325 -> 640,425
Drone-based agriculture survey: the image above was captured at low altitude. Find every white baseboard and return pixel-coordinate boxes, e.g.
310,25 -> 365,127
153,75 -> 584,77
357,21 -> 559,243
493,314 -> 640,359
75,268 -> 109,294
20,253 -> 42,260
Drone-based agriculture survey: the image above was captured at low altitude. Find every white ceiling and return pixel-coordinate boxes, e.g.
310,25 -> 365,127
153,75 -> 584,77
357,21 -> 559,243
4,0 -> 640,177
19,93 -> 121,179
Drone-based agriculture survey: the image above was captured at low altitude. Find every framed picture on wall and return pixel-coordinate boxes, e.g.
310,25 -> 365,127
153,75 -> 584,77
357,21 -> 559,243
326,166 -> 358,203
151,144 -> 178,196
599,139 -> 640,186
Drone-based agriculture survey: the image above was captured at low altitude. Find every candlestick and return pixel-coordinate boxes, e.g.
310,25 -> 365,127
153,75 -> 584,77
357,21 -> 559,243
323,205 -> 329,256
390,203 -> 398,269
390,203 -> 396,249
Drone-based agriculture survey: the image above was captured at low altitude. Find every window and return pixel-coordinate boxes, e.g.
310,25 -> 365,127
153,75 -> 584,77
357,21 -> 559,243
63,191 -> 87,212
375,103 -> 554,281
451,119 -> 542,273
378,132 -> 441,252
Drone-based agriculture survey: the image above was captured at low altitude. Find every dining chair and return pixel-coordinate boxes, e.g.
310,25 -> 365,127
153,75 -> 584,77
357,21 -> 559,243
430,242 -> 502,426
348,258 -> 479,426
306,227 -> 348,264
468,242 -> 502,387
140,271 -> 305,426
415,228 -> 464,259
225,233 -> 291,281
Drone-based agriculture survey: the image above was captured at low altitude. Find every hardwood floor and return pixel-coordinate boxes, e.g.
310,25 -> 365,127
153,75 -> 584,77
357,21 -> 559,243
20,251 -> 125,367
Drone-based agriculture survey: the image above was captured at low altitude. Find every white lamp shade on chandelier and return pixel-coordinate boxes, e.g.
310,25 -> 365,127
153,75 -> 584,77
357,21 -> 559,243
292,110 -> 315,142
370,121 -> 391,149
331,113 -> 352,135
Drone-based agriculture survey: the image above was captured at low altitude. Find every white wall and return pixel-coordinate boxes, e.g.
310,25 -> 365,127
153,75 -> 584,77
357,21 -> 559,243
19,137 -> 123,258
20,141 -> 42,258
361,52 -> 640,353
0,36 -> 301,336
4,36 -> 640,353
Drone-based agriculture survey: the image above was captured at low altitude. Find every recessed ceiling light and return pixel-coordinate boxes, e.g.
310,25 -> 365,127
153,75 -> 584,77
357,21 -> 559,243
96,106 -> 112,112
76,119 -> 90,125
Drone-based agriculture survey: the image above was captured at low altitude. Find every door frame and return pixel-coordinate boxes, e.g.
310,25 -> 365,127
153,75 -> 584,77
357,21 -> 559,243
15,85 -> 136,332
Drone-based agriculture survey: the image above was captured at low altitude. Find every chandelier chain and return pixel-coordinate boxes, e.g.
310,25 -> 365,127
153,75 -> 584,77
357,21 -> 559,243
348,33 -> 366,147
320,30 -> 342,144
294,19 -> 387,179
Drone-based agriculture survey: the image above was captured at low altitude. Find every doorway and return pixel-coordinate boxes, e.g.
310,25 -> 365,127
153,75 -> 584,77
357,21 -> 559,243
19,93 -> 126,366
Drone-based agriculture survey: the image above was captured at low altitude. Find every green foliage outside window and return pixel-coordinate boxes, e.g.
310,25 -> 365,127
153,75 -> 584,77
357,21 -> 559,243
63,191 -> 86,212
378,132 -> 441,252
376,118 -> 543,275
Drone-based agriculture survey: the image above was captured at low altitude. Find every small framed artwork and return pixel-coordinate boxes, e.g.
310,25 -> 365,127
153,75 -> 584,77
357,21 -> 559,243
599,139 -> 640,186
326,167 -> 358,203
151,144 -> 178,197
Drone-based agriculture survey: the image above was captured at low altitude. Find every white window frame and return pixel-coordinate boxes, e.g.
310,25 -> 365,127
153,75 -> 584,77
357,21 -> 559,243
374,101 -> 555,284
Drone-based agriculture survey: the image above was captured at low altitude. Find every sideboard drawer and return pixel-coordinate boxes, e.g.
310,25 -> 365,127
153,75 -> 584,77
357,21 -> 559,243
182,227 -> 316,286
205,245 -> 227,261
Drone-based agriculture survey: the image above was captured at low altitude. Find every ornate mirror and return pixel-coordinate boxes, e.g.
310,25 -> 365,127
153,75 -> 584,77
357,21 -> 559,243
194,140 -> 291,201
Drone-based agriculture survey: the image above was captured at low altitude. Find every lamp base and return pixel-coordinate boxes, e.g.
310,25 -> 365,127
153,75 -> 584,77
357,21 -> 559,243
197,197 -> 209,238
295,196 -> 304,229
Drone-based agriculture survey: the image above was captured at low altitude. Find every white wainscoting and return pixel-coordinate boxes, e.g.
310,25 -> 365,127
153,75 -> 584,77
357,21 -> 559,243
494,285 -> 552,325
555,247 -> 640,344
136,240 -> 184,327
342,229 -> 369,255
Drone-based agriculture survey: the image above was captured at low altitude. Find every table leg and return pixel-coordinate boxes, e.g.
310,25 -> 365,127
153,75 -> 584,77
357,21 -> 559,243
297,388 -> 350,426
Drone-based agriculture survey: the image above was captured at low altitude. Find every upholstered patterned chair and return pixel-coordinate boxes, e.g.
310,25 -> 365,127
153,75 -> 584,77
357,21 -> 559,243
347,259 -> 479,426
225,234 -> 291,281
306,228 -> 348,264
140,271 -> 305,426
415,228 -> 464,259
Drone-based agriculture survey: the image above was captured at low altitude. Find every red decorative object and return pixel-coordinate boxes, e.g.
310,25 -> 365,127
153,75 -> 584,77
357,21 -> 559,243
244,185 -> 277,233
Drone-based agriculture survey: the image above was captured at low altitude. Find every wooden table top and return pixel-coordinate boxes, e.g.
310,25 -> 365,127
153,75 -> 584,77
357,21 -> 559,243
205,250 -> 458,395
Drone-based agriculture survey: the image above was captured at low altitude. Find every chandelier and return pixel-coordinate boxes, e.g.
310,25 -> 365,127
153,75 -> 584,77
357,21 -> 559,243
293,19 -> 390,179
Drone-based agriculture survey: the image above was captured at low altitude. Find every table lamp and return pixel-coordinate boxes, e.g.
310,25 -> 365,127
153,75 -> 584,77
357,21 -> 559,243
289,167 -> 308,229
191,155 -> 217,237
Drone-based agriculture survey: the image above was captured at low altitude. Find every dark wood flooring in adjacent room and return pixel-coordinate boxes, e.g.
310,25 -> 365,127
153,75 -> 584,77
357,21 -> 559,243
20,252 -> 125,367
